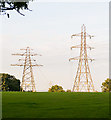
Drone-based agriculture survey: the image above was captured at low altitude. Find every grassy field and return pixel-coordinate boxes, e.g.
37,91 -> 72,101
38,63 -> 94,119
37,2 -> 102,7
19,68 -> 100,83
2,92 -> 109,118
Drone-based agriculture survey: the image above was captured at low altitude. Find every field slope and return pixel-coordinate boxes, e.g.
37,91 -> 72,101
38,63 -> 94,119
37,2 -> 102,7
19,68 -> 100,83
2,92 -> 109,118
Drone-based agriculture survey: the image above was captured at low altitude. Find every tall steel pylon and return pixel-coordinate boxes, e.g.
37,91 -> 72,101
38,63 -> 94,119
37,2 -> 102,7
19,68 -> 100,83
11,47 -> 43,92
69,24 -> 95,92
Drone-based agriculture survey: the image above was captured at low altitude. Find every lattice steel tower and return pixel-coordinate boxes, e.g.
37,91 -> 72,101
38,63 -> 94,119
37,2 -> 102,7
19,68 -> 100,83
69,24 -> 95,92
11,47 -> 43,92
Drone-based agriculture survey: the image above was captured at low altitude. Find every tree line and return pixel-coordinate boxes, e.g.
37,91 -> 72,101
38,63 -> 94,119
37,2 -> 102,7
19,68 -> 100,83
0,73 -> 110,92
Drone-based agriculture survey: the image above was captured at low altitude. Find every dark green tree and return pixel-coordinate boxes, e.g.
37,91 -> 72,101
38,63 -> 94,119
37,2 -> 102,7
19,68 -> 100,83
0,0 -> 33,18
0,73 -> 20,91
48,85 -> 65,92
101,78 -> 111,92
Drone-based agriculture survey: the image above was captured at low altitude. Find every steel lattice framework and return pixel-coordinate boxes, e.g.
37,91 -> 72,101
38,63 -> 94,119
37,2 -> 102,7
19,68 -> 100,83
69,24 -> 95,92
11,47 -> 43,92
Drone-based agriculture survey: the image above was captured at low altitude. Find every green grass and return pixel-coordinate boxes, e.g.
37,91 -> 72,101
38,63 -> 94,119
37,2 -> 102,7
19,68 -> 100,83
2,92 -> 109,118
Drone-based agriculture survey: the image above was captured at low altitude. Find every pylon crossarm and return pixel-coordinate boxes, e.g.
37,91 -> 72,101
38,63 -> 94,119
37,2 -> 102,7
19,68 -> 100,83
11,64 -> 43,66
86,44 -> 94,50
86,33 -> 94,39
18,59 -> 25,61
11,64 -> 24,66
32,64 -> 43,66
71,33 -> 81,38
12,53 -> 40,56
12,53 -> 26,56
69,56 -> 80,61
89,58 -> 95,62
71,46 -> 94,50
87,56 -> 95,62
69,57 -> 94,61
20,48 -> 33,51
28,53 -> 42,56
19,58 -> 37,62
81,58 -> 94,61
30,54 -> 39,56
71,44 -> 94,50
71,45 -> 81,49
36,54 -> 42,56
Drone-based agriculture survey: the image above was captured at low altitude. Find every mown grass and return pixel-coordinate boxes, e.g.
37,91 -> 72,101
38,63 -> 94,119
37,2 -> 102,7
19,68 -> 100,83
2,92 -> 109,118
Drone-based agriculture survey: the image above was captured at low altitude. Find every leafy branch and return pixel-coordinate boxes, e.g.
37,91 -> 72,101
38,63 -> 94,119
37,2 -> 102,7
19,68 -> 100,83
0,0 -> 33,17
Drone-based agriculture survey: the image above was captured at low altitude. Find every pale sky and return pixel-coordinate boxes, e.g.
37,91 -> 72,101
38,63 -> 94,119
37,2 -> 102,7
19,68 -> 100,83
0,1 -> 109,92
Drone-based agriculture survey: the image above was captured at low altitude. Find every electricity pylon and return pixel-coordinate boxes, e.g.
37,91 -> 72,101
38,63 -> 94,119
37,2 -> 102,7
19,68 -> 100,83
11,47 -> 43,92
69,24 -> 95,92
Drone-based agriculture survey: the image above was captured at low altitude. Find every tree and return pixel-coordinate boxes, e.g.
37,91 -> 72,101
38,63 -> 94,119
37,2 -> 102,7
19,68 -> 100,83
0,0 -> 33,18
48,85 -> 65,92
0,74 -> 8,91
66,89 -> 71,92
0,73 -> 20,91
101,78 -> 111,92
